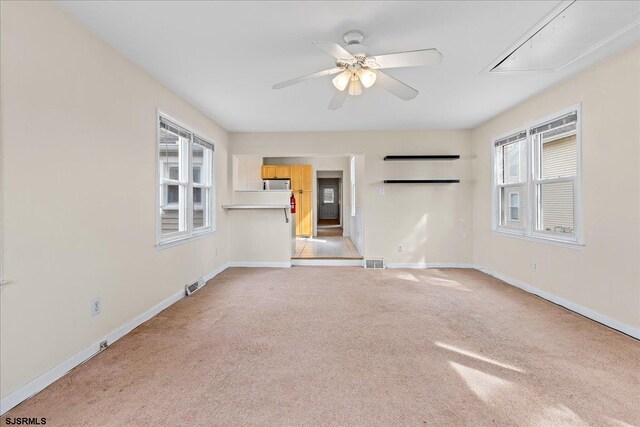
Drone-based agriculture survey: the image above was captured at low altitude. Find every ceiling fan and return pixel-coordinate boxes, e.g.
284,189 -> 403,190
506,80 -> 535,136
272,30 -> 443,110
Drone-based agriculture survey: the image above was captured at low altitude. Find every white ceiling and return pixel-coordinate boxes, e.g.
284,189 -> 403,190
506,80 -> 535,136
55,1 -> 640,132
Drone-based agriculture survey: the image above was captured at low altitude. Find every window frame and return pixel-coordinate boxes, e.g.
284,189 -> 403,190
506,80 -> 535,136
156,111 -> 216,248
491,104 -> 583,249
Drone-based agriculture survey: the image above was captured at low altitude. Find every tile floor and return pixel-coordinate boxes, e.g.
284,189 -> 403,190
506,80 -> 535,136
293,236 -> 362,259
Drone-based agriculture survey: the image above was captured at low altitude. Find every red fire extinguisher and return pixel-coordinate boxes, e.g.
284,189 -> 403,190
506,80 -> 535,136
290,193 -> 296,214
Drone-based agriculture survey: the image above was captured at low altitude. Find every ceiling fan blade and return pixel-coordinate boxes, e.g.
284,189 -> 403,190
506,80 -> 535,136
376,71 -> 418,101
371,48 -> 442,69
273,67 -> 344,89
328,88 -> 348,110
313,41 -> 355,61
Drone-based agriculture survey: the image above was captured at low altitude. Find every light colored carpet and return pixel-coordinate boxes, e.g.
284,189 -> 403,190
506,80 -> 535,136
3,267 -> 639,426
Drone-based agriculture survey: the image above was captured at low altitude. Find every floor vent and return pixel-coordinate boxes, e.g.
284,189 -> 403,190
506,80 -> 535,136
185,278 -> 204,296
365,259 -> 384,269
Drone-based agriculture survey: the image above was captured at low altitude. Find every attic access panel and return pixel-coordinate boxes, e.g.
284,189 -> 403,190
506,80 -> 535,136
488,1 -> 640,72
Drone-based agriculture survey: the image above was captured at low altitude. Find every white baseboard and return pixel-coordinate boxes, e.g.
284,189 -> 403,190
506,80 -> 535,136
203,263 -> 230,282
475,266 -> 640,340
385,262 -> 474,269
0,263 -> 229,415
228,261 -> 291,268
292,259 -> 364,267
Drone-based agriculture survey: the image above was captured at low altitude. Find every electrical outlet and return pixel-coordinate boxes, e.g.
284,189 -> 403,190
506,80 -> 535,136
531,262 -> 538,272
397,244 -> 404,253
91,297 -> 101,316
379,187 -> 385,196
99,340 -> 108,351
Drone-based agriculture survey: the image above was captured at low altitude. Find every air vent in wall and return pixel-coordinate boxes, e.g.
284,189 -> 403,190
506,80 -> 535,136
185,278 -> 205,296
365,259 -> 384,269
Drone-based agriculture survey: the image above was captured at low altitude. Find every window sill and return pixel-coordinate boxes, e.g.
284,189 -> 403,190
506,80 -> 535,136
156,228 -> 216,250
492,229 -> 584,250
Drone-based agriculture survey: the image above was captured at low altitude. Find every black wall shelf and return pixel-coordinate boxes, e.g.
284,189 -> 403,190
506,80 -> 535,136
384,179 -> 460,184
384,155 -> 460,161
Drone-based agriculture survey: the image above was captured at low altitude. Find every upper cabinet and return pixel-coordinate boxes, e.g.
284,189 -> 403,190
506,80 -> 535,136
261,165 -> 276,179
261,165 -> 291,179
275,165 -> 291,179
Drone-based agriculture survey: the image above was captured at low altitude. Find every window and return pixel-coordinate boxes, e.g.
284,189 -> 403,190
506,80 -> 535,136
532,113 -> 578,237
323,188 -> 335,204
158,114 -> 215,245
509,192 -> 520,221
350,156 -> 356,217
495,131 -> 527,229
493,106 -> 581,246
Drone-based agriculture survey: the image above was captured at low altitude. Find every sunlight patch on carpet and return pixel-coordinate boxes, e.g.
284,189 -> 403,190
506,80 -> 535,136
438,342 -> 524,372
449,361 -> 512,403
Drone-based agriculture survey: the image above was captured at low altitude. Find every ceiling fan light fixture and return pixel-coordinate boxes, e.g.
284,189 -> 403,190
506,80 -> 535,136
357,68 -> 377,88
348,75 -> 363,96
332,70 -> 351,91
272,31 -> 442,108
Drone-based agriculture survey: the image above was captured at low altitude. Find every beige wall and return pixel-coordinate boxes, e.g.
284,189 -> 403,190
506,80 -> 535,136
227,209 -> 292,264
471,45 -> 640,334
230,130 -> 474,266
0,1 -> 230,398
228,191 -> 292,264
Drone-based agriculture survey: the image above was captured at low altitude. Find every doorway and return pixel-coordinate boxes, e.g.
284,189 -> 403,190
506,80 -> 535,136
292,165 -> 362,260
317,177 -> 341,237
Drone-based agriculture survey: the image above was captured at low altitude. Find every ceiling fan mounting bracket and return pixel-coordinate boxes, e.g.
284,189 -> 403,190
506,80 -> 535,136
343,30 -> 364,45
342,30 -> 372,58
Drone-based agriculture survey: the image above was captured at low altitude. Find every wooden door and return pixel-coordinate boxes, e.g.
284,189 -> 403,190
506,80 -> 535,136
301,165 -> 313,191
275,165 -> 291,179
261,165 -> 276,179
298,191 -> 313,236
